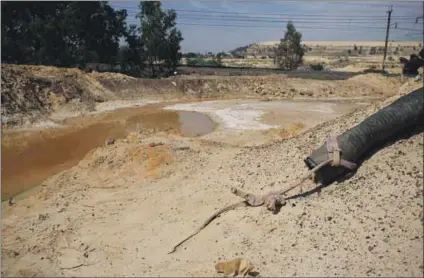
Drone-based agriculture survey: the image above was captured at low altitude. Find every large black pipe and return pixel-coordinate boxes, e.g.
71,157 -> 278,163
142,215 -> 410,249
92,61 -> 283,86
305,87 -> 424,185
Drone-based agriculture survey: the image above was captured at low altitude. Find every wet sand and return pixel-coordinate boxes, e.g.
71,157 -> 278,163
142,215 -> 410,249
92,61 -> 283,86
1,106 -> 215,200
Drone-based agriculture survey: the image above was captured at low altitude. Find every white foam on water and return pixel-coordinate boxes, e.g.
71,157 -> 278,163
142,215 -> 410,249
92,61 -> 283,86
165,101 -> 278,130
165,99 -> 365,132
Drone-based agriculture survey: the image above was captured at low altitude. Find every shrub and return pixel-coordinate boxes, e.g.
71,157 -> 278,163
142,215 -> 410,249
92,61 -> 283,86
310,63 -> 324,71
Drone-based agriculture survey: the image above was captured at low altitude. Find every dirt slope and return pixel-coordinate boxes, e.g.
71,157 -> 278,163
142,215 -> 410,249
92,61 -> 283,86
2,81 -> 422,277
1,64 -> 405,129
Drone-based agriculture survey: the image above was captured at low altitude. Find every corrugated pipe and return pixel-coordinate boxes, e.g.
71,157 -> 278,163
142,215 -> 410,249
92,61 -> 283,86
304,86 -> 424,185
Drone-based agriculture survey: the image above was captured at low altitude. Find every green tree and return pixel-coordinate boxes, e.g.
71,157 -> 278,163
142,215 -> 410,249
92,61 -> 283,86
1,1 -> 127,67
1,2 -> 70,65
214,52 -> 225,67
185,52 -> 199,58
138,1 -> 183,77
162,28 -> 183,71
118,24 -> 145,75
62,2 -> 127,65
275,21 -> 304,70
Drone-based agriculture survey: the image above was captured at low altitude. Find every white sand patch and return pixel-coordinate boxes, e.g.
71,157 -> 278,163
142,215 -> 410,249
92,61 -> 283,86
94,100 -> 160,113
214,107 -> 276,130
32,120 -> 62,128
165,99 -> 367,132
165,100 -> 278,130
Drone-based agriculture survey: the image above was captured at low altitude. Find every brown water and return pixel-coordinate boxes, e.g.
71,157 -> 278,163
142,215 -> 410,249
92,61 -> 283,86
178,111 -> 216,137
1,107 -> 215,200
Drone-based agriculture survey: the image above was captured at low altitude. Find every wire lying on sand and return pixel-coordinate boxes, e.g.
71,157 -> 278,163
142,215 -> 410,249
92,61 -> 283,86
168,159 -> 333,254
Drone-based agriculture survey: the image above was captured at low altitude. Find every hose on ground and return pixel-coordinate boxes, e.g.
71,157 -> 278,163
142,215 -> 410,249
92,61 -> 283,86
305,86 -> 424,185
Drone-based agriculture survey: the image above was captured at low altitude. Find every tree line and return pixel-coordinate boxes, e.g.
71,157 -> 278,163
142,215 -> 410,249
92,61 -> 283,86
1,1 -> 183,77
2,1 -> 306,77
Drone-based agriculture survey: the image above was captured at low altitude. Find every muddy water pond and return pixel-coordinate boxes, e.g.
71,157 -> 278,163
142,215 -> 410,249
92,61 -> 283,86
1,98 -> 366,200
1,107 -> 215,200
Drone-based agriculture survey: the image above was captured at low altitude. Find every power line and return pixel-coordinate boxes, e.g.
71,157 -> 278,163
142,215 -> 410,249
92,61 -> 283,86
115,4 -> 421,43
126,16 -> 417,26
113,5 -> 419,18
119,8 -> 421,27
176,22 -> 391,32
174,19 -> 421,31
174,15 -> 417,24
123,17 -> 421,33
313,1 -> 421,11
175,9 -> 417,18
173,17 -> 418,27
122,11 -> 421,27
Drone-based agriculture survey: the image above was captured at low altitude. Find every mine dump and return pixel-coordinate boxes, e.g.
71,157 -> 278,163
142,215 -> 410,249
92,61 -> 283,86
1,1 -> 423,277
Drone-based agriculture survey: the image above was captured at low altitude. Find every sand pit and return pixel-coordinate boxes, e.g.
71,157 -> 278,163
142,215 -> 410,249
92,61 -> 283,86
2,65 -> 422,277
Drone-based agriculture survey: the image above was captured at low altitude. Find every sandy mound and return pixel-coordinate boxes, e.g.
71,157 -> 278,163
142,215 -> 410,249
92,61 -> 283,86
1,64 -> 115,127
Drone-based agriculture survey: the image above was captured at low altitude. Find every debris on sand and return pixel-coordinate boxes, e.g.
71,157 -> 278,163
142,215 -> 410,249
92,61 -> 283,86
105,137 -> 116,146
215,258 -> 255,277
148,142 -> 165,147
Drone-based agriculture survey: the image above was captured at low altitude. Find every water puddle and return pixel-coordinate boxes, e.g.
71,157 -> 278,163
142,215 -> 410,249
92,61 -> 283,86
1,106 -> 215,200
165,99 -> 367,131
178,111 -> 216,137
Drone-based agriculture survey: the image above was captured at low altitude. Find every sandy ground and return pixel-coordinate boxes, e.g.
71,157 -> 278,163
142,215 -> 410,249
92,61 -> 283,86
1,73 -> 423,277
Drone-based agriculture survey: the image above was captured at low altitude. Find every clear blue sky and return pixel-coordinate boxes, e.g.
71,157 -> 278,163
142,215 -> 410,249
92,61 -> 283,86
110,1 -> 423,53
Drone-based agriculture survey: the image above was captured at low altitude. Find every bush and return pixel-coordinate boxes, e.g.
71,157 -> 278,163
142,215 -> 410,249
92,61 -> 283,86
310,63 -> 324,71
186,58 -> 202,66
339,56 -> 349,62
187,58 -> 222,67
363,64 -> 389,74
185,52 -> 199,58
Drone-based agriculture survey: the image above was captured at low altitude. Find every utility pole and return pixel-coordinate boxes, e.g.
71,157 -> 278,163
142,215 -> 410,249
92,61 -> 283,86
382,5 -> 393,71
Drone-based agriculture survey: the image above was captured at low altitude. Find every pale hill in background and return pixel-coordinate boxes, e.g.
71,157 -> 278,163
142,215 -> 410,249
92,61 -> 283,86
223,40 -> 423,72
242,41 -> 422,58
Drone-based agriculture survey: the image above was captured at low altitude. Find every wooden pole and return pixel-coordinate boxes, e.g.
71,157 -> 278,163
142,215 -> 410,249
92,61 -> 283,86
382,5 -> 393,71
